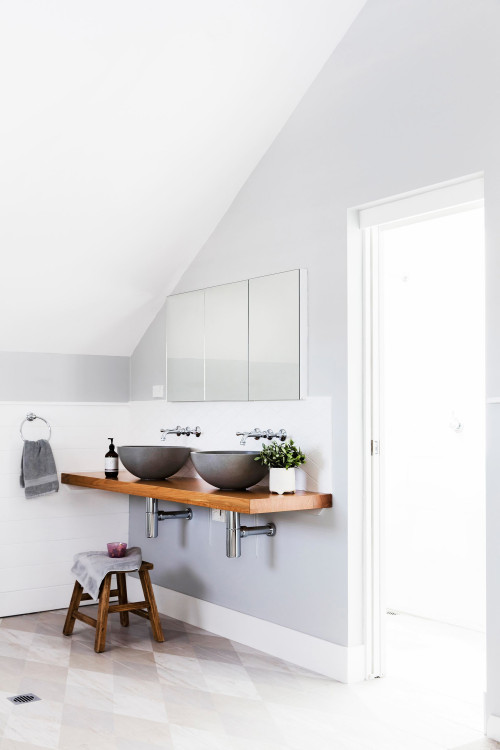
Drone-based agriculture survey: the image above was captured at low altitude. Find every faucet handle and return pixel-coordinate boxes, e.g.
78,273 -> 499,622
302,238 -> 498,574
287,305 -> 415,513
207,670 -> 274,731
277,429 -> 287,441
194,426 -> 201,437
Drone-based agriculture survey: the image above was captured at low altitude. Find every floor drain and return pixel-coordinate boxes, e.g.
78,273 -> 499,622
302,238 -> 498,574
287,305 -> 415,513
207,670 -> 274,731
7,694 -> 41,705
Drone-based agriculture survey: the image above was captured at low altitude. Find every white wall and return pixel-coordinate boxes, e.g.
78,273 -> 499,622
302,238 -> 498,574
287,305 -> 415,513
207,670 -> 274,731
130,398 -> 332,491
133,0 -> 498,642
130,0 -> 500,716
0,403 -> 130,616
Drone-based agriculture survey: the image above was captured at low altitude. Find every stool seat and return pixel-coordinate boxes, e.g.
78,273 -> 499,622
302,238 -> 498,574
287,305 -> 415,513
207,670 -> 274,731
63,560 -> 164,652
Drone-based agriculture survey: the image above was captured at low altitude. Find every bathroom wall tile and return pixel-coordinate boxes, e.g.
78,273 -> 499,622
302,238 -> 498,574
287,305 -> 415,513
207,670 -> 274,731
0,402 -> 131,618
130,396 -> 333,492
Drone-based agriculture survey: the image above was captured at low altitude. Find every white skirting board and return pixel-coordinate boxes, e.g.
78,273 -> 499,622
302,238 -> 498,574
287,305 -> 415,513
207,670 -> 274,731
487,714 -> 500,741
127,577 -> 365,683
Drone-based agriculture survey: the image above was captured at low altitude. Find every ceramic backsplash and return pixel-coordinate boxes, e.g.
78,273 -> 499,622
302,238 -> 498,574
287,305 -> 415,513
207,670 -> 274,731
129,397 -> 332,492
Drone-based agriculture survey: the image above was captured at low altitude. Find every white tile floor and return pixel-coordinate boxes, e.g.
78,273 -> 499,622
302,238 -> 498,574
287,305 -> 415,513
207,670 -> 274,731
0,607 -> 495,750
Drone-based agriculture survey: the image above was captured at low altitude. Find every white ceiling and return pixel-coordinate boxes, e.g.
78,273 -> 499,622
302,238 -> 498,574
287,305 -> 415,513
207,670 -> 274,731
0,0 -> 365,356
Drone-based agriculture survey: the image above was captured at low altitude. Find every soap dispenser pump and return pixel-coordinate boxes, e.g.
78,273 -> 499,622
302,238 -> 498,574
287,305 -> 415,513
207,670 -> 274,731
105,438 -> 119,479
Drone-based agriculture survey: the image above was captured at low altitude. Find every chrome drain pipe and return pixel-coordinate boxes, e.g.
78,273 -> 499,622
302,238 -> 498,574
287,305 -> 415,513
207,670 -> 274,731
226,511 -> 241,558
226,511 -> 276,558
145,497 -> 193,538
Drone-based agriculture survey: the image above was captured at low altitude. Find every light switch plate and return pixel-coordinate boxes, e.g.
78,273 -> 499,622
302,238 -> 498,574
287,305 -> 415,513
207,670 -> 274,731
211,509 -> 226,523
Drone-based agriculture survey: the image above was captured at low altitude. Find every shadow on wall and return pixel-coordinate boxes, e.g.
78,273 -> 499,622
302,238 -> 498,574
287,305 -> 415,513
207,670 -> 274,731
157,565 -> 206,601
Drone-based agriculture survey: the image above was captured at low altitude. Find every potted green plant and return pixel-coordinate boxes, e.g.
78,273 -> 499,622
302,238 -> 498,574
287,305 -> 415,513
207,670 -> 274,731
255,439 -> 306,495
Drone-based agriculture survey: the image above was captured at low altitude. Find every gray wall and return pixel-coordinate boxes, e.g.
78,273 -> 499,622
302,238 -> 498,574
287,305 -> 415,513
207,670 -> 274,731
0,351 -> 129,402
130,495 -> 335,639
129,0 -> 500,712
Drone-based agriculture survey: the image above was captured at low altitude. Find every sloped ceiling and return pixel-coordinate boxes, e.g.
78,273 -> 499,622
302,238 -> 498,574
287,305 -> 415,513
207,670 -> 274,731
0,0 -> 366,356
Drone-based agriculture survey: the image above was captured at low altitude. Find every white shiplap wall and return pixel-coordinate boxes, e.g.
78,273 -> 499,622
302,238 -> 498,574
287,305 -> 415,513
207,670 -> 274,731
0,403 -> 130,617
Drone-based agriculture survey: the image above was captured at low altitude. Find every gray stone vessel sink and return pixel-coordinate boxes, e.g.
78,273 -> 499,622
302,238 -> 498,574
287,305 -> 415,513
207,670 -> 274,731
191,451 -> 268,490
118,445 -> 191,480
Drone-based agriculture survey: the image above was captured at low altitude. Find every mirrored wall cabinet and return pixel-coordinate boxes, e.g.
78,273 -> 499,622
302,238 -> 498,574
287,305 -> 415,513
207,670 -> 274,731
166,269 -> 306,402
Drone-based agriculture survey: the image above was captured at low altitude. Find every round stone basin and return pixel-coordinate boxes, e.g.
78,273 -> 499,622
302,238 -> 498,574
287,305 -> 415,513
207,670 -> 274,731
191,451 -> 268,490
118,445 -> 191,480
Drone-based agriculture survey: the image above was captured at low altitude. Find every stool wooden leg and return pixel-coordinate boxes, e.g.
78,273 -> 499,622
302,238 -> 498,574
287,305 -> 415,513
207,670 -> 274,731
139,568 -> 164,643
63,581 -> 84,636
95,573 -> 112,653
116,572 -> 129,627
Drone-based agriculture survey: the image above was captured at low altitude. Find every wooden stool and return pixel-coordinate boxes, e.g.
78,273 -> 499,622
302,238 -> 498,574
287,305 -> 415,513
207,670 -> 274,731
63,561 -> 164,652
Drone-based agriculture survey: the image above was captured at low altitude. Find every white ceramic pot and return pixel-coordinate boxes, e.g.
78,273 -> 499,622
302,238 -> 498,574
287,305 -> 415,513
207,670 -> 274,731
269,467 -> 295,495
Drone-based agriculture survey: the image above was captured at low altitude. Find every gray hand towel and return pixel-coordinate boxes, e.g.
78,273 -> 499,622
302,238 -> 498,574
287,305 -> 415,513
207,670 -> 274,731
20,439 -> 59,499
71,547 -> 142,600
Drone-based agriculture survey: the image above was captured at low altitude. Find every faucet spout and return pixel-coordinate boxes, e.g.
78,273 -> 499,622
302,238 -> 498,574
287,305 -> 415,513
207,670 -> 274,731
235,428 -> 264,446
235,427 -> 287,447
160,425 -> 202,440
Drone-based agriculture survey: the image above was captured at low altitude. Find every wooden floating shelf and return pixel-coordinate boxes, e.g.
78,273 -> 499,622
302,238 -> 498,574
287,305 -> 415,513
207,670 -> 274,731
61,471 -> 332,515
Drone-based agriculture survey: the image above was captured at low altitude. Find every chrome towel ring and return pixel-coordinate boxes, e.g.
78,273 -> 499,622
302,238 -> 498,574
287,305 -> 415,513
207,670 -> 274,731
20,413 -> 52,442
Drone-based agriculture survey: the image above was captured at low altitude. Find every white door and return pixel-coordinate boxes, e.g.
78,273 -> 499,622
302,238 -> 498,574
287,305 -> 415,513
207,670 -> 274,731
380,209 -> 485,634
361,180 -> 485,677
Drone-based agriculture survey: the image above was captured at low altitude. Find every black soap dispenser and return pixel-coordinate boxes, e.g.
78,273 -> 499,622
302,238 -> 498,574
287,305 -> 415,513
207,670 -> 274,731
105,438 -> 119,479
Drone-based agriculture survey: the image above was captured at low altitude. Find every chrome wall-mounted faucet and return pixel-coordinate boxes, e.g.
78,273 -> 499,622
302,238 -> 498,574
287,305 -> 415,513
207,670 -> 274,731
236,427 -> 287,446
160,426 -> 202,440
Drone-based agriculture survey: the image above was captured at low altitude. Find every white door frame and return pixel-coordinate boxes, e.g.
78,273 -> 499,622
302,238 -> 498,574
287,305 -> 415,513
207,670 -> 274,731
362,225 -> 385,678
353,175 -> 484,680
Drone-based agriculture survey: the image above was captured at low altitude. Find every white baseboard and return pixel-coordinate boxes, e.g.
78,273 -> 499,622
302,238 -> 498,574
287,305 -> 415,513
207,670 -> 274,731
127,578 -> 365,683
487,714 -> 500,741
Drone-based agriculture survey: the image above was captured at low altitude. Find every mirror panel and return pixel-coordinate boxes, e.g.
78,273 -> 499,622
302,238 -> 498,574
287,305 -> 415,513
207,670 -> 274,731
166,290 -> 204,401
205,281 -> 248,401
166,269 -> 305,402
248,270 -> 300,400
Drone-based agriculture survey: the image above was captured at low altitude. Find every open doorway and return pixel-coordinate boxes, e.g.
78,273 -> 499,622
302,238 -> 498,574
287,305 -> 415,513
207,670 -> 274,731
362,178 -> 486,733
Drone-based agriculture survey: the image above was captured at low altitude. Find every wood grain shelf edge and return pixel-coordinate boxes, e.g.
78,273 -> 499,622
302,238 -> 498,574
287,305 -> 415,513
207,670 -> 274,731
61,471 -> 332,515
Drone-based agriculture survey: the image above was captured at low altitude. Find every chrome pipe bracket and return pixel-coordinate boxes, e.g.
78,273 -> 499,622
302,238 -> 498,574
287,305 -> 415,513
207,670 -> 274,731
145,497 -> 193,538
226,511 -> 277,558
240,523 -> 276,538
158,508 -> 193,522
